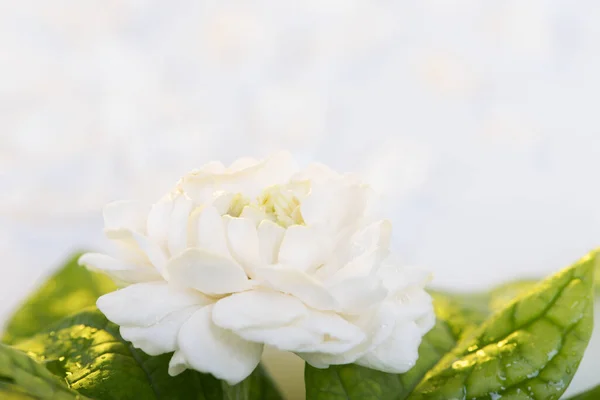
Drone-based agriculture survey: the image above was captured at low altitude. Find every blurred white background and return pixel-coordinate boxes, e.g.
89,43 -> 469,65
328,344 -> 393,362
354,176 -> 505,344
1,0 -> 599,396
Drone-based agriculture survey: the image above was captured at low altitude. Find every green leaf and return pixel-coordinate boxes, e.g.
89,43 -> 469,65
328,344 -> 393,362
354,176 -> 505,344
3,253 -> 117,344
304,293 -> 487,400
566,385 -> 600,400
0,342 -> 88,399
408,251 -> 596,400
15,308 -> 282,400
430,279 -> 539,326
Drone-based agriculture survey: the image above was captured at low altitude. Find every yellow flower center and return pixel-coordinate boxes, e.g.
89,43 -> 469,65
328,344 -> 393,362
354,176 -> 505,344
258,186 -> 304,227
225,185 -> 306,227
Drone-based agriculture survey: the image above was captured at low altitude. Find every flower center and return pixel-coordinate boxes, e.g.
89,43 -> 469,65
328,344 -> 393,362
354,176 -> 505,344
224,185 -> 305,227
258,186 -> 304,227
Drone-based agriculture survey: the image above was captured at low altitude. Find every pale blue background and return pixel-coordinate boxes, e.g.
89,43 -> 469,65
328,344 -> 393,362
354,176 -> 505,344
1,1 -> 599,396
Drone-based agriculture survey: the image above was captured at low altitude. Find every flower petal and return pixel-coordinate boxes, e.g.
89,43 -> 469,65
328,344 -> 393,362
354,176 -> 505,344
225,216 -> 261,274
278,225 -> 329,272
355,321 -> 423,373
254,265 -> 337,310
167,248 -> 252,295
240,206 -> 270,227
131,231 -> 170,280
167,195 -> 194,256
97,282 -> 210,327
78,253 -> 161,283
300,181 -> 367,231
294,310 -> 366,354
351,220 -> 391,253
378,262 -> 433,294
120,306 -> 198,356
291,162 -> 341,183
257,220 -> 285,265
177,305 -> 264,385
168,350 -> 188,376
237,325 -> 322,352
229,157 -> 259,170
103,200 -> 149,233
327,276 -> 388,313
212,290 -> 308,331
324,246 -> 389,284
298,303 -> 395,368
195,206 -> 230,257
146,197 -> 174,247
103,228 -> 170,279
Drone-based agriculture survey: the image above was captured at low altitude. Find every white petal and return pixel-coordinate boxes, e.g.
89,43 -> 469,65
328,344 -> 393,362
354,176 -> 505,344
181,180 -> 220,205
167,248 -> 252,295
237,325 -> 322,352
278,225 -> 329,272
355,321 -> 423,373
294,310 -> 366,354
167,195 -> 194,257
225,216 -> 261,274
350,220 -> 392,255
240,206 -> 269,227
201,160 -> 227,173
195,206 -> 229,257
254,265 -> 337,310
250,151 -> 297,188
378,262 -> 433,294
257,220 -> 285,265
177,305 -> 264,385
120,306 -> 198,356
147,198 -> 174,246
300,183 -> 368,234
237,310 -> 366,356
388,289 -> 435,322
291,162 -> 341,183
328,276 -> 388,313
103,228 -> 169,279
168,350 -> 188,376
103,200 -> 149,233
212,192 -> 235,215
325,247 -> 389,284
229,157 -> 259,171
97,282 -> 211,327
212,290 -> 308,331
299,304 -> 395,368
78,253 -> 161,283
131,231 -> 170,280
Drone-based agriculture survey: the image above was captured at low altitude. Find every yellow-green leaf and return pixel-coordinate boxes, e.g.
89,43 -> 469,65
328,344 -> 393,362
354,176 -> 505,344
408,251 -> 596,400
3,253 -> 116,344
0,343 -> 88,399
15,308 -> 282,400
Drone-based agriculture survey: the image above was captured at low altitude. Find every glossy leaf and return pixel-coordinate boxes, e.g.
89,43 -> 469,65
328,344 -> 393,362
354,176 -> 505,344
15,308 -> 282,400
304,292 -> 487,400
3,253 -> 117,344
0,343 -> 88,399
408,251 -> 596,400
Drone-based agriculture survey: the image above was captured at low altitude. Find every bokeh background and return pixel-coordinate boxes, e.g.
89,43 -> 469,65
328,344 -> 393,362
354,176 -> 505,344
1,1 -> 599,396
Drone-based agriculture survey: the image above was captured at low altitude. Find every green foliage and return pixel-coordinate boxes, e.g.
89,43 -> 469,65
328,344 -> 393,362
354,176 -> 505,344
14,308 -> 282,400
3,253 -> 116,345
0,342 -> 88,399
408,252 -> 595,400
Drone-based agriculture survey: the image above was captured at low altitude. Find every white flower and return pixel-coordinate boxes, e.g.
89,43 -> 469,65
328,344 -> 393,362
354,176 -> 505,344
79,151 -> 434,385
